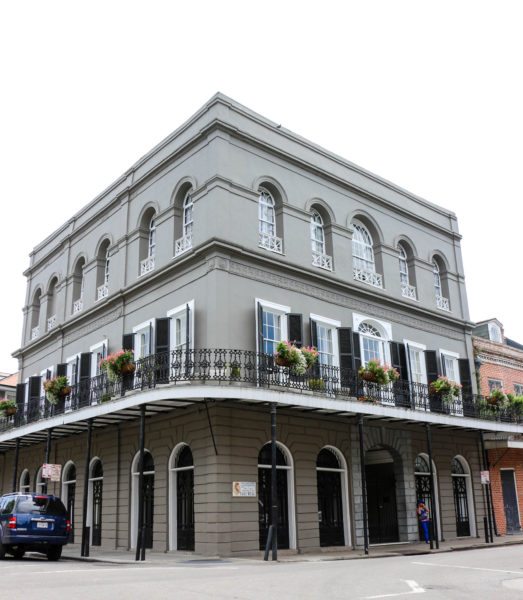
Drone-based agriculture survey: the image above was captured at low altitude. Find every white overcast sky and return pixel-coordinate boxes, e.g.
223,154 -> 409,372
1,1 -> 522,373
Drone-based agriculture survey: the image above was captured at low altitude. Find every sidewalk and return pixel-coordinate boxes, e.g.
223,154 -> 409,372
61,534 -> 523,565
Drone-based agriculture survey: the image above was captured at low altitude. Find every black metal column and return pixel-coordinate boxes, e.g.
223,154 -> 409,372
425,424 -> 439,549
81,419 -> 93,557
271,403 -> 278,561
11,438 -> 20,493
480,431 -> 494,542
358,415 -> 369,555
42,428 -> 53,494
136,404 -> 146,561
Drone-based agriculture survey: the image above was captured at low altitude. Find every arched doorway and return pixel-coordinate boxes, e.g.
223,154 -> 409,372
258,442 -> 295,550
414,454 -> 440,541
365,448 -> 399,544
316,447 -> 349,547
88,458 -> 103,546
35,467 -> 45,493
131,450 -> 155,549
61,462 -> 76,543
451,456 -> 475,537
168,445 -> 195,551
19,469 -> 30,493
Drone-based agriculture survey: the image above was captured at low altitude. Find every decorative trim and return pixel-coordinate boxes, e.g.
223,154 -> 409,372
63,308 -> 123,345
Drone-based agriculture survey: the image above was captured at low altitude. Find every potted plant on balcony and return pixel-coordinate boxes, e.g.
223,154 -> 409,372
508,394 -> 523,422
486,388 -> 508,408
44,375 -> 71,405
308,378 -> 325,391
301,346 -> 319,370
100,350 -> 135,381
358,360 -> 391,385
0,398 -> 17,417
429,376 -> 461,398
274,341 -> 307,375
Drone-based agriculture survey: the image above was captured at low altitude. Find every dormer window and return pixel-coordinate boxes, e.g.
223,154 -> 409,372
488,322 -> 502,343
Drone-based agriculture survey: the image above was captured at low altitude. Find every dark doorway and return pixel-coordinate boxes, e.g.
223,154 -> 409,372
415,455 -> 435,542
258,444 -> 290,550
366,462 -> 399,544
501,470 -> 521,533
176,445 -> 195,551
91,459 -> 103,547
142,452 -> 155,549
64,464 -> 76,544
451,458 -> 470,537
317,448 -> 344,547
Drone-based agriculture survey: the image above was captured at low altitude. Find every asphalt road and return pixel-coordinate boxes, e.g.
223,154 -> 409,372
1,545 -> 523,599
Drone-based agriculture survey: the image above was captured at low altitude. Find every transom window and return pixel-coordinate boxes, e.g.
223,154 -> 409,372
148,218 -> 156,258
451,457 -> 466,475
415,455 -> 430,473
258,189 -> 276,236
183,193 -> 193,238
358,322 -> 386,365
310,210 -> 326,255
352,222 -> 375,272
398,245 -> 409,286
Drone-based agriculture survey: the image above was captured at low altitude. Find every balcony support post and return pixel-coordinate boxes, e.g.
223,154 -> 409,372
425,423 -> 439,549
358,414 -> 369,555
136,404 -> 146,561
81,419 -> 93,557
480,431 -> 496,541
11,438 -> 20,492
42,428 -> 53,494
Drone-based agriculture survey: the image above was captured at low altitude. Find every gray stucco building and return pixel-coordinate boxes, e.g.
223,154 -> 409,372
1,93 -> 518,557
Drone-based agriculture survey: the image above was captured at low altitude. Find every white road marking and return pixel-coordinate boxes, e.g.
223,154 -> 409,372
4,565 -> 239,575
363,579 -> 425,598
412,561 -> 523,575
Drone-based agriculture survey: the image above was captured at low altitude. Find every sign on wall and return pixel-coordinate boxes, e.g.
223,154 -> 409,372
232,481 -> 256,497
42,463 -> 62,482
480,470 -> 490,485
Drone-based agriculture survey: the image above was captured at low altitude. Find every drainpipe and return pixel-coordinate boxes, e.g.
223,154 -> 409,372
12,438 -> 20,493
358,415 -> 369,555
425,424 -> 439,549
81,419 -> 93,557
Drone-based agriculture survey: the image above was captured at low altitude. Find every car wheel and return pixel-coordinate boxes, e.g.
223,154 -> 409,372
12,549 -> 25,560
0,542 -> 6,560
46,546 -> 62,561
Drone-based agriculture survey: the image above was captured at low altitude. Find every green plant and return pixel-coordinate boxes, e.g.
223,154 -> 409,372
429,376 -> 461,397
486,388 -> 508,406
230,364 -> 241,378
301,347 -> 319,369
0,398 -> 17,415
43,376 -> 71,405
274,341 -> 307,375
358,360 -> 396,386
101,393 -> 113,403
100,350 -> 135,381
308,378 -> 325,391
508,394 -> 523,417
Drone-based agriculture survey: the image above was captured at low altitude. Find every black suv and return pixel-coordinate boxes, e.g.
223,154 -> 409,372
0,493 -> 70,560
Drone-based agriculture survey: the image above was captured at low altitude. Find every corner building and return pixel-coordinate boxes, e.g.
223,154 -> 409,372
1,94 -> 519,557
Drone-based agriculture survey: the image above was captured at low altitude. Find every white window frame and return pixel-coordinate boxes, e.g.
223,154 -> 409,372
183,192 -> 193,238
255,298 -> 290,355
439,349 -> 460,383
310,313 -> 341,369
310,210 -> 326,255
66,353 -> 81,386
258,189 -> 276,237
451,455 -> 477,537
353,313 -> 392,366
90,340 -> 108,378
352,221 -> 375,272
148,217 -> 156,259
167,300 -> 195,353
488,322 -> 502,343
499,468 -> 521,531
133,319 -> 155,360
130,449 -> 155,550
168,443 -> 194,551
403,340 -> 428,386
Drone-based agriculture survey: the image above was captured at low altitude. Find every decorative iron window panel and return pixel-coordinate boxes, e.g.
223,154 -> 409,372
353,268 -> 383,288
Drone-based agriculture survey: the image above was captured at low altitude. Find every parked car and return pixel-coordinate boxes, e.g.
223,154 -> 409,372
0,493 -> 70,560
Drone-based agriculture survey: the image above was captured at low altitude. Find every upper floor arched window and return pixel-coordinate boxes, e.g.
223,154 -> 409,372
46,277 -> 58,331
310,210 -> 325,255
183,193 -> 193,238
30,288 -> 41,340
96,239 -> 111,301
432,257 -> 449,311
258,188 -> 282,253
398,243 -> 416,300
352,221 -> 382,288
140,210 -> 156,276
72,258 -> 86,314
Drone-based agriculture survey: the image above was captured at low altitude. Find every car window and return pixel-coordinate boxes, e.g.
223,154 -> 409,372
15,496 -> 67,517
1,498 -> 16,514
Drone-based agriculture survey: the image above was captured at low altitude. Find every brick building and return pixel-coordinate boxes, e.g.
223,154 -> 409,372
473,319 -> 523,535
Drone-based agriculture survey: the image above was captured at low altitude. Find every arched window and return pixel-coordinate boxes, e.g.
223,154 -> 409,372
433,258 -> 449,311
352,221 -> 382,288
398,243 -> 416,300
61,462 -> 76,542
30,289 -> 41,340
88,458 -> 103,546
148,218 -> 156,258
131,450 -> 155,550
316,447 -> 350,547
310,210 -> 332,270
451,456 -> 475,537
258,189 -> 282,253
414,454 -> 440,541
140,212 -> 156,276
19,469 -> 31,493
183,193 -> 193,239
46,278 -> 58,331
258,442 -> 296,550
35,466 -> 45,493
72,258 -> 86,314
96,239 -> 111,301
358,321 -> 388,366
168,444 -> 195,551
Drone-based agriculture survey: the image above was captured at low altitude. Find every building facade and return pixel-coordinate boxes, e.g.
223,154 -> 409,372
474,320 -> 523,536
1,94 -> 520,557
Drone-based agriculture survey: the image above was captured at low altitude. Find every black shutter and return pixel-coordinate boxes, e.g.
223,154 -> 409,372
16,383 -> 26,424
28,376 -> 41,423
257,302 -> 264,353
390,342 -> 408,380
338,328 -> 353,388
80,353 -> 91,381
425,351 -> 440,384
78,353 -> 91,407
56,363 -> 67,377
352,332 -> 362,371
310,320 -> 319,378
288,314 -> 303,347
45,369 -> 51,380
122,333 -> 134,351
155,317 -> 170,384
185,304 -> 191,350
459,358 -> 474,416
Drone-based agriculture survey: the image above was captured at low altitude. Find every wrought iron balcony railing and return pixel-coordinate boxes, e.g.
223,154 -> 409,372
175,234 -> 193,257
353,268 -> 383,288
312,251 -> 333,271
2,349 -> 522,433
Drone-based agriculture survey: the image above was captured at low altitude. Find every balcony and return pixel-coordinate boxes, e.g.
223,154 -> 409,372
2,349 -> 521,434
259,232 -> 283,254
47,315 -> 57,331
175,234 -> 193,257
353,268 -> 383,288
97,284 -> 109,301
312,251 -> 333,271
140,256 -> 155,276
73,298 -> 83,314
31,326 -> 39,340
436,295 -> 450,311
401,284 -> 417,300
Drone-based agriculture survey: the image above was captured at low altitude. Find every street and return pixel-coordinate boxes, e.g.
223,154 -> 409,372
1,546 -> 523,599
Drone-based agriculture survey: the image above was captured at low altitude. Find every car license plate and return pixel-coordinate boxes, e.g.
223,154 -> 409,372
36,522 -> 48,529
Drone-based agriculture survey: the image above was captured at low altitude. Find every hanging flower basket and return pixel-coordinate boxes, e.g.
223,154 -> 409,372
358,360 -> 396,386
273,341 -> 318,375
0,399 -> 17,417
486,388 -> 507,407
44,376 -> 71,405
100,350 -> 135,381
429,376 -> 461,398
